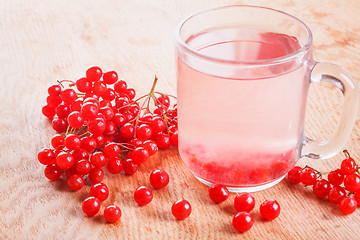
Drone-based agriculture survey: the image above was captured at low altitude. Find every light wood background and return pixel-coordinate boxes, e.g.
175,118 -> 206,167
1,0 -> 360,239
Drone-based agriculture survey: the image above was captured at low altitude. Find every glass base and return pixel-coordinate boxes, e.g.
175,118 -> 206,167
193,174 -> 286,193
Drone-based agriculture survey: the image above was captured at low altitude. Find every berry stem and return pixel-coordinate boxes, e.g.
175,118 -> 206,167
343,150 -> 350,158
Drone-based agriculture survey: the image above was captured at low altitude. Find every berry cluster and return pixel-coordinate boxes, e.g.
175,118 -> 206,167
288,150 -> 360,215
208,184 -> 280,233
38,66 -> 179,222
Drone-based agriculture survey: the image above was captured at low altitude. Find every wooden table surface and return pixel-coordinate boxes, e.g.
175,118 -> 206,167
1,0 -> 360,239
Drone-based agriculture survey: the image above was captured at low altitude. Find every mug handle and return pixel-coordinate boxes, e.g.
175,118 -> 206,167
301,62 -> 360,159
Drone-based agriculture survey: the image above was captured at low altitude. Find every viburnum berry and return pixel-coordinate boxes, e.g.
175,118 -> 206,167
260,199 -> 280,220
112,113 -> 126,127
170,131 -> 178,146
51,134 -> 65,148
150,117 -> 166,134
92,81 -> 107,95
75,159 -> 91,175
76,77 -> 92,93
156,95 -> 170,109
107,157 -> 123,174
38,148 -> 55,165
125,88 -> 136,99
44,164 -> 62,181
313,179 -> 331,198
47,95 -> 62,108
171,199 -> 191,220
300,168 -> 317,185
136,124 -> 153,141
88,118 -> 106,135
120,123 -> 135,139
90,183 -> 109,202
42,105 -> 56,118
141,140 -> 158,156
128,138 -> 143,149
340,150 -> 357,175
60,88 -> 77,105
354,191 -> 360,206
209,184 -> 229,203
88,168 -> 104,185
56,103 -> 71,118
70,99 -> 83,112
328,169 -> 344,186
81,102 -> 99,120
90,152 -> 107,168
103,142 -> 120,158
82,196 -> 101,217
328,186 -> 347,205
343,174 -> 360,193
154,133 -> 171,150
67,174 -> 84,191
52,117 -> 68,132
134,186 -> 153,206
99,106 -> 114,121
48,84 -> 61,96
287,166 -> 303,184
67,111 -> 84,129
80,136 -> 97,153
132,147 -> 149,165
65,134 -> 81,150
150,170 -> 169,189
56,151 -> 74,170
103,71 -> 118,85
339,196 -> 357,215
122,159 -> 138,175
114,80 -> 127,93
104,205 -> 121,223
86,66 -> 102,82
232,212 -> 253,233
72,149 -> 89,162
234,193 -> 255,213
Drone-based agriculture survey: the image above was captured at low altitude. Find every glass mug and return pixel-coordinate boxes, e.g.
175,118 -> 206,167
175,5 -> 359,192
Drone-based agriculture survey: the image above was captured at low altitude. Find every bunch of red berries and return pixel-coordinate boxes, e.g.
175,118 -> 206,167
288,150 -> 360,215
38,66 -> 178,222
208,184 -> 280,233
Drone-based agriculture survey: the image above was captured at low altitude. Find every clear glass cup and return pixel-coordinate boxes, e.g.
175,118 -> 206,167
175,5 -> 359,192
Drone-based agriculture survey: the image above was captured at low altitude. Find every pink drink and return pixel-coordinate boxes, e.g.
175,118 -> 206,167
177,28 -> 309,188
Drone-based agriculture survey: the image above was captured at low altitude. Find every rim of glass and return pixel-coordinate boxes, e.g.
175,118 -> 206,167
175,5 -> 313,65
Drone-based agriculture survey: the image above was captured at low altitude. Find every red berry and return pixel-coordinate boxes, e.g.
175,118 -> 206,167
103,142 -> 120,158
134,186 -> 153,206
47,95 -> 62,108
52,117 -> 68,132
67,174 -> 84,191
56,103 -> 71,118
44,164 -> 62,181
86,66 -> 102,82
123,159 -> 138,175
341,157 -> 357,175
154,133 -> 171,150
90,183 -> 109,202
339,196 -> 357,215
156,95 -> 170,109
82,196 -> 101,217
56,152 -> 74,170
38,148 -> 55,165
65,134 -> 81,150
232,212 -> 253,233
136,124 -> 153,141
141,140 -> 158,156
92,81 -> 107,95
170,131 -> 178,146
344,174 -> 360,193
150,117 -> 166,134
81,102 -> 99,120
125,88 -> 136,99
60,88 -> 77,105
76,77 -> 92,93
313,179 -> 331,198
260,199 -> 280,220
300,168 -> 317,185
209,184 -> 229,203
328,186 -> 347,205
75,159 -> 91,175
67,111 -> 84,129
150,170 -> 169,189
104,205 -> 121,223
354,191 -> 360,206
80,136 -> 97,153
51,134 -> 65,148
72,149 -> 89,162
99,106 -> 114,120
90,152 -> 107,168
103,71 -> 118,85
42,105 -> 56,118
120,123 -> 135,139
88,118 -> 106,135
107,157 -> 123,174
114,80 -> 127,93
128,138 -> 143,149
234,193 -> 255,213
132,147 -> 149,165
88,168 -> 104,185
328,169 -> 344,186
171,199 -> 191,220
48,84 -> 61,96
287,166 -> 302,184
112,113 -> 126,127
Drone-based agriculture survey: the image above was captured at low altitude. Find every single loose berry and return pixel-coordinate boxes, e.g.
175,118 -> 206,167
232,212 -> 253,233
209,184 -> 229,203
150,170 -> 169,189
328,169 -> 344,186
104,205 -> 121,223
287,166 -> 302,184
260,199 -> 280,220
313,179 -> 331,198
82,196 -> 101,217
300,168 -> 317,185
328,186 -> 347,205
67,174 -> 84,191
234,193 -> 255,213
339,196 -> 357,215
171,199 -> 191,220
134,186 -> 153,206
90,183 -> 109,202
